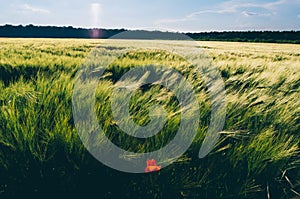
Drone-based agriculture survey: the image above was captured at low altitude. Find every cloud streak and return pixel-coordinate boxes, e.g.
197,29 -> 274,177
19,4 -> 50,14
156,0 -> 288,25
221,0 -> 287,11
242,11 -> 276,17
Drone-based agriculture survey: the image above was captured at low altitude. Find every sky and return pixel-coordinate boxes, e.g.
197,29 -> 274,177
0,0 -> 299,32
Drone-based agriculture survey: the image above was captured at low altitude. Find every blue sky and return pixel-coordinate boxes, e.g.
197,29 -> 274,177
1,0 -> 299,32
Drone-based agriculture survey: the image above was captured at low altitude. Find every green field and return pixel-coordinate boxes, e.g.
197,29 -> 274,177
0,38 -> 299,198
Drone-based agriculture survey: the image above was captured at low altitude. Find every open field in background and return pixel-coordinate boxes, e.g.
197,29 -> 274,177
0,38 -> 299,198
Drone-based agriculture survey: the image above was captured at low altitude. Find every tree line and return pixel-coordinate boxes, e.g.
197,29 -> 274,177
0,24 -> 299,43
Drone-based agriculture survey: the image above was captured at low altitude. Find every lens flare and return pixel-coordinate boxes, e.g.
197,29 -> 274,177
91,3 -> 101,26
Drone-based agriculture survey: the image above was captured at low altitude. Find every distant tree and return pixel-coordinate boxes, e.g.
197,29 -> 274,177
0,24 -> 299,43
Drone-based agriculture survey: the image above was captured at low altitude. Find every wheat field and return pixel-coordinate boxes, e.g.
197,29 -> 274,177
0,38 -> 299,198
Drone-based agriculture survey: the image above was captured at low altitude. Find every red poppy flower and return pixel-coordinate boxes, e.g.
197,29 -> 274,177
145,159 -> 161,173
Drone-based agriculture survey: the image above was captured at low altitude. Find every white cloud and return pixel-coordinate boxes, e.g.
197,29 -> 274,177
242,11 -> 258,16
221,0 -> 287,11
298,14 -> 300,18
242,11 -> 276,17
156,0 -> 287,25
186,9 -> 235,18
19,4 -> 50,14
155,9 -> 235,24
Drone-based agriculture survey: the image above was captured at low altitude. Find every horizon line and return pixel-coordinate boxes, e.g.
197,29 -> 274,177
1,23 -> 299,34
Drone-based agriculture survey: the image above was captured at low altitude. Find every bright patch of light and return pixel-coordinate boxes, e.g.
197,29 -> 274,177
91,3 -> 101,26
